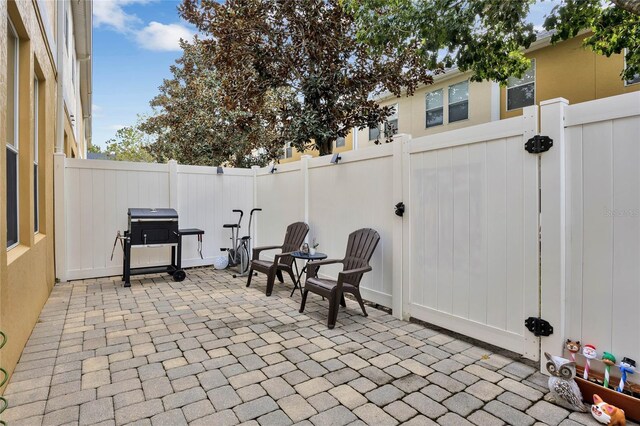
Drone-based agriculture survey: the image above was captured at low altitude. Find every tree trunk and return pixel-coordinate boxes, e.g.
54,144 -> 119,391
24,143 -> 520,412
612,0 -> 640,15
317,138 -> 333,157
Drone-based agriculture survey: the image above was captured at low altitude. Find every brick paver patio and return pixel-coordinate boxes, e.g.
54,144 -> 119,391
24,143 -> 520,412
1,268 -> 629,425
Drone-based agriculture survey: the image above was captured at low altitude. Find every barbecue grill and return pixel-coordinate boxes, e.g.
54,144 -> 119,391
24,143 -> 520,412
114,208 -> 204,287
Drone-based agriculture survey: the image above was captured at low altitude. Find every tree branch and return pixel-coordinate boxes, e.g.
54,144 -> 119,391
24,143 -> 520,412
612,0 -> 640,15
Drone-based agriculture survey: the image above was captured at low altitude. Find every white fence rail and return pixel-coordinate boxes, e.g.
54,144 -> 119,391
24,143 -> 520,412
55,92 -> 640,366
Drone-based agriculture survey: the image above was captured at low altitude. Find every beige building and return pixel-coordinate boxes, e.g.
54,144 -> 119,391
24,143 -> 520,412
283,32 -> 639,162
1,0 -> 92,393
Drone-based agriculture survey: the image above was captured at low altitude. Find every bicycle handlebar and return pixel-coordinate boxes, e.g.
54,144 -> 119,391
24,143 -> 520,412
233,209 -> 244,226
250,208 -> 262,213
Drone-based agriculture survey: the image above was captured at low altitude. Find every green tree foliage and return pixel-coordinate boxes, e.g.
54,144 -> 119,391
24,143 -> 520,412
545,0 -> 640,81
104,122 -> 155,163
344,0 -> 640,83
179,0 -> 433,156
87,143 -> 102,154
141,40 -> 286,167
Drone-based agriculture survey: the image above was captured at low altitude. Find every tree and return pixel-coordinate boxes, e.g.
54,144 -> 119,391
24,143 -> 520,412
544,0 -> 640,81
344,0 -> 640,84
104,121 -> 155,163
141,39 -> 286,167
87,143 -> 102,154
179,0 -> 433,156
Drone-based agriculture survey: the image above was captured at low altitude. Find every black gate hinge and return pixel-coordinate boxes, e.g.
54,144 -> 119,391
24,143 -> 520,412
525,317 -> 554,337
525,135 -> 553,154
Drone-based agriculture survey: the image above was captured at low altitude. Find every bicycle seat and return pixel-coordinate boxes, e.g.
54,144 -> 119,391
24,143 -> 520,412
241,236 -> 250,240
223,224 -> 239,228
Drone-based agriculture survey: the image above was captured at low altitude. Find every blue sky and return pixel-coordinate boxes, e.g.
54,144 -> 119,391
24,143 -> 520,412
92,0 -> 558,148
92,0 -> 194,147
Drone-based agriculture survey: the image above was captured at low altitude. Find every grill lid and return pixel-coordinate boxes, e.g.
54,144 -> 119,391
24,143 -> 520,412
128,208 -> 178,220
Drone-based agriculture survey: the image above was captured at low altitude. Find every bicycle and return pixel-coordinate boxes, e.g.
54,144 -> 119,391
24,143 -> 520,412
221,208 -> 261,278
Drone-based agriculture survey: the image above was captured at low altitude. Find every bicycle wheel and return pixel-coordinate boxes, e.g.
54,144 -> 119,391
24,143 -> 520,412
239,244 -> 250,275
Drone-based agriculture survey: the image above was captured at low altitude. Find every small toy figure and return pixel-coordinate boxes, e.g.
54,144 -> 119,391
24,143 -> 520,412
544,352 -> 587,412
602,352 -> 616,389
591,394 -> 626,425
583,344 -> 598,380
566,339 -> 581,362
616,357 -> 636,394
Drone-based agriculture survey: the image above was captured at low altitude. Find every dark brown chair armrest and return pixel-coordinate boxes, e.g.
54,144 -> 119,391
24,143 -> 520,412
338,266 -> 372,279
273,251 -> 297,263
306,258 -> 343,278
252,245 -> 282,261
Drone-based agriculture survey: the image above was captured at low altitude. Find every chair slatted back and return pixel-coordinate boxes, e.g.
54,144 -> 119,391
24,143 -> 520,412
341,228 -> 380,286
279,222 -> 309,266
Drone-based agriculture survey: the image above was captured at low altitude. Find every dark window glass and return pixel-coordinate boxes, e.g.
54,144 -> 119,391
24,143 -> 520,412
285,146 -> 292,158
385,119 -> 398,137
449,101 -> 469,123
627,73 -> 640,85
426,109 -> 443,128
507,83 -> 535,110
7,148 -> 18,247
369,126 -> 380,141
336,137 -> 345,147
34,164 -> 38,233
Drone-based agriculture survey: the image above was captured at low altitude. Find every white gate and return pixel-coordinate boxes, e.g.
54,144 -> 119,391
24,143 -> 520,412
403,106 -> 541,360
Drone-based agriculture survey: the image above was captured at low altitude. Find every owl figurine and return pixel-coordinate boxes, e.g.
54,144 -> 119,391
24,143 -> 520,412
545,352 -> 587,412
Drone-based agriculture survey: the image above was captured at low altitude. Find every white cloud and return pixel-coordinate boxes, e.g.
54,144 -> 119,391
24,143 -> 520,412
135,21 -> 194,52
93,0 -> 149,32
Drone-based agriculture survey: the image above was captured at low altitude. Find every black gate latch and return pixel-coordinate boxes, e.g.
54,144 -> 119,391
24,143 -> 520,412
525,135 -> 553,154
395,202 -> 405,217
525,317 -> 554,337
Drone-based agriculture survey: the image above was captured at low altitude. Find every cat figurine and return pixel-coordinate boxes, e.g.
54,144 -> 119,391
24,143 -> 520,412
591,394 -> 626,426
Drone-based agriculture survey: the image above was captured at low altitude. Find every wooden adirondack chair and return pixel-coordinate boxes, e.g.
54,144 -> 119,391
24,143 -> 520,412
246,222 -> 309,296
299,228 -> 380,329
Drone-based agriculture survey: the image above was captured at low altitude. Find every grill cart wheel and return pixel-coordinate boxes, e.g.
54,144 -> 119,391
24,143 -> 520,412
172,270 -> 186,282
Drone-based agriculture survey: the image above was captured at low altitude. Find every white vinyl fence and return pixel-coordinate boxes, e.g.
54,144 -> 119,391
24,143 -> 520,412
545,94 -> 640,370
56,160 -> 253,281
55,92 -> 640,367
402,107 -> 540,359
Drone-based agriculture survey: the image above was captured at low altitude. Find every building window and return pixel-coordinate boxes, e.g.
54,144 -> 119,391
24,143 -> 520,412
34,77 -> 40,233
335,137 -> 345,148
507,59 -> 536,111
448,81 -> 469,123
368,125 -> 380,141
385,104 -> 398,137
627,74 -> 640,86
6,19 -> 19,248
284,142 -> 292,159
425,89 -> 443,128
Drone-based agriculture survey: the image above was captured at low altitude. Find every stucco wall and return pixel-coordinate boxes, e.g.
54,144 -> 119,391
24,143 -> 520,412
501,34 -> 640,119
1,0 -> 57,394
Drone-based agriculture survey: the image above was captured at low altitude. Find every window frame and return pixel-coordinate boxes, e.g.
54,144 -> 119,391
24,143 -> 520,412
335,137 -> 345,148
425,88 -> 444,128
385,103 -> 399,137
284,142 -> 293,159
448,80 -> 469,123
506,59 -> 536,112
34,76 -> 40,234
368,125 -> 380,141
6,18 -> 20,250
623,50 -> 640,86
